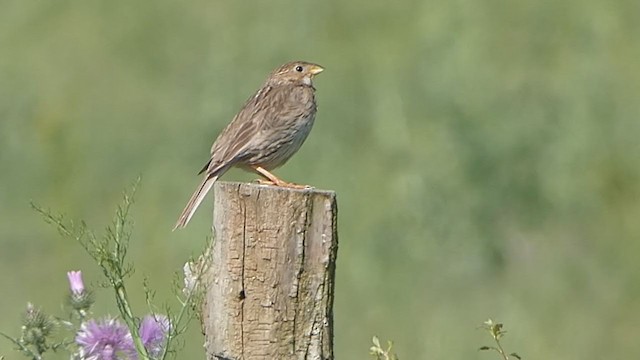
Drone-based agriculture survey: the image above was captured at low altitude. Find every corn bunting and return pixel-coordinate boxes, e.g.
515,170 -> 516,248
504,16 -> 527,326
174,61 -> 324,229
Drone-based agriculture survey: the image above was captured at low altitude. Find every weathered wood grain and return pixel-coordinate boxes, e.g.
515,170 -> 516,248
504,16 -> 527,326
202,182 -> 338,360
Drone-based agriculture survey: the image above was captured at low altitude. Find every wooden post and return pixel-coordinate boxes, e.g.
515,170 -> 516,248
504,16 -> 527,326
201,182 -> 338,360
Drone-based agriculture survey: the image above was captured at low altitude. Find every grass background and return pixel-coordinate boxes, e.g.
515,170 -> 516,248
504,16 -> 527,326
1,0 -> 639,358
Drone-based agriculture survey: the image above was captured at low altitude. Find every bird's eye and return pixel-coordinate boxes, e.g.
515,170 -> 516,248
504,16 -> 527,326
295,65 -> 303,72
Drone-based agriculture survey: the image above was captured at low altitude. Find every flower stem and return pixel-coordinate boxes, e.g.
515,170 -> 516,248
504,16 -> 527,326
493,335 -> 509,360
115,284 -> 150,359
0,332 -> 41,360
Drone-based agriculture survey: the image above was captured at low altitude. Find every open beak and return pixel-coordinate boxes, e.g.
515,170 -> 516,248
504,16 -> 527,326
309,65 -> 324,76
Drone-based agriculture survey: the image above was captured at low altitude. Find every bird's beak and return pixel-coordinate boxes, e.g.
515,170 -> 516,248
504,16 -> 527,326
309,65 -> 324,76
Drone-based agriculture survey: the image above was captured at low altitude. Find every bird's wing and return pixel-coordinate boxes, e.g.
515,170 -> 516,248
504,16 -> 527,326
208,85 -> 285,165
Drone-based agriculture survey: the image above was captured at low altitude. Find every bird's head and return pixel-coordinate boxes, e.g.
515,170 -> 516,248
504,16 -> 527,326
267,61 -> 324,86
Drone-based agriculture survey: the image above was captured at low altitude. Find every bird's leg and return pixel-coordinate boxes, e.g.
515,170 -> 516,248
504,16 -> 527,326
253,166 -> 311,189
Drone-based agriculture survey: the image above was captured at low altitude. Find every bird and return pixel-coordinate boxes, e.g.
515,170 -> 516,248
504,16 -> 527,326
174,61 -> 324,230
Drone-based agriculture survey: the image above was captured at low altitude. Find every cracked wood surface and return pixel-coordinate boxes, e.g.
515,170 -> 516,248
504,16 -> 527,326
202,182 -> 338,360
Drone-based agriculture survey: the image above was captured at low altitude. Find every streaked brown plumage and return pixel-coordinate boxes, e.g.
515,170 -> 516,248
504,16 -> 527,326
174,61 -> 324,229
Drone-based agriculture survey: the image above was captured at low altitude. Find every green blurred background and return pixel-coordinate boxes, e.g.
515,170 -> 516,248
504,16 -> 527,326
1,0 -> 639,358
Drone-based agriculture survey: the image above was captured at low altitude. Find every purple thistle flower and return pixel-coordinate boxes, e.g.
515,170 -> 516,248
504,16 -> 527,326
67,271 -> 85,295
138,315 -> 170,358
76,318 -> 131,360
67,270 -> 93,315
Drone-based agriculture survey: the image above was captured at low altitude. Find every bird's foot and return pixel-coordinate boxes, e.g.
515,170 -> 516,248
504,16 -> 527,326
254,179 -> 312,189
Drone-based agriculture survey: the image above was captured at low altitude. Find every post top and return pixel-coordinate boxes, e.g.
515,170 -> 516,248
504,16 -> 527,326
214,181 -> 337,197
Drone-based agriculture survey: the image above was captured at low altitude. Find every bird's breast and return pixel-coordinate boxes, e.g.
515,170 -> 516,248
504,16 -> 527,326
247,111 -> 316,170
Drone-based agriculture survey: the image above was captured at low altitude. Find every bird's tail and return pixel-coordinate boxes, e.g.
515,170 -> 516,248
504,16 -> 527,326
173,175 -> 218,230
